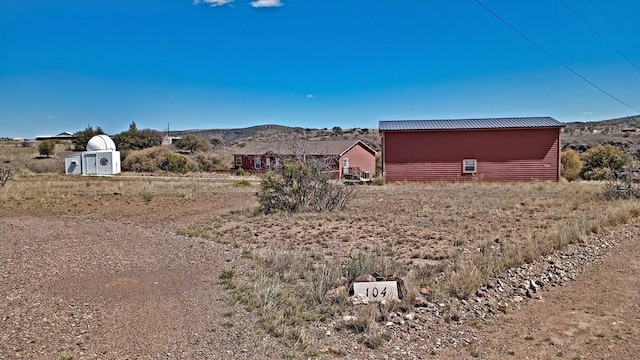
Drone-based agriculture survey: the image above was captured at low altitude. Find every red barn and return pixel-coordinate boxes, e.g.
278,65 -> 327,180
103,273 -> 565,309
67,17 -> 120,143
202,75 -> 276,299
233,140 -> 376,180
379,117 -> 564,182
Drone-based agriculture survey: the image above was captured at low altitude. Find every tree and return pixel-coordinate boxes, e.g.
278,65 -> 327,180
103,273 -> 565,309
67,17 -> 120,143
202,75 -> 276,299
174,134 -> 212,153
560,149 -> 583,181
73,126 -> 105,151
38,140 -> 56,158
581,144 -> 631,180
113,123 -> 162,150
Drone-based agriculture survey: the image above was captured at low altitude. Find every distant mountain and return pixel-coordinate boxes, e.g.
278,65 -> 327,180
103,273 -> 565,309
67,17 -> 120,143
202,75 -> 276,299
171,124 -> 302,145
565,115 -> 640,130
170,124 -> 382,151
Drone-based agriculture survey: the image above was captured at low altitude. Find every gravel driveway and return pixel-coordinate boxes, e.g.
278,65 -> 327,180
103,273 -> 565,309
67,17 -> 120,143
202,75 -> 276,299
0,217 -> 286,359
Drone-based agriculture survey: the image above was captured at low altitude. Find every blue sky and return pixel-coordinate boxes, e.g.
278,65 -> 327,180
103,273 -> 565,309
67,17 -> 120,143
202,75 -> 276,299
2,0 -> 640,138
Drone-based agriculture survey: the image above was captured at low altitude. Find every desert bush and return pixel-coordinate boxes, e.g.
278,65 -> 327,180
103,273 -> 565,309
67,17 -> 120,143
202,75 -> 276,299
122,147 -> 166,172
581,144 -> 630,180
560,149 -> 582,181
38,140 -> 56,158
159,152 -> 190,174
0,167 -> 13,186
194,154 -> 222,172
602,176 -> 640,200
257,161 -> 356,214
122,147 -> 196,173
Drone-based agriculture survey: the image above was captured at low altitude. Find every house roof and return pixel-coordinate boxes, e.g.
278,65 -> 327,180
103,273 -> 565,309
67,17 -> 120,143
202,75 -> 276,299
379,117 -> 564,131
234,140 -> 376,157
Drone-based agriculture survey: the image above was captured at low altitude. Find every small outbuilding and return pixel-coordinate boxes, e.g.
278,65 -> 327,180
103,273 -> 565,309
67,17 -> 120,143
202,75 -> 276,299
233,140 -> 376,180
379,117 -> 564,182
65,135 -> 121,176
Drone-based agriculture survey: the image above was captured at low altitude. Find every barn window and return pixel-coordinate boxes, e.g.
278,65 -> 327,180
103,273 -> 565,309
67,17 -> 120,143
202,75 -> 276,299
235,155 -> 242,167
254,156 -> 262,169
462,159 -> 477,174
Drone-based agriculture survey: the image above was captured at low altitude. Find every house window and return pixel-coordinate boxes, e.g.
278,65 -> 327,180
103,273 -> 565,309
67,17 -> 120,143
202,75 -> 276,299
254,156 -> 261,169
235,155 -> 242,167
462,159 -> 477,174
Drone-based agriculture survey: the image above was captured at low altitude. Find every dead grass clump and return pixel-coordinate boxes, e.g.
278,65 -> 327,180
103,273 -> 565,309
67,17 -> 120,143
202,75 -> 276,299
234,179 -> 252,187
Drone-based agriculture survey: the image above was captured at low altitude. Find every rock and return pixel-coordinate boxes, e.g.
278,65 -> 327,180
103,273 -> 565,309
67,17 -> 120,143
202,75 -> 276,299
342,315 -> 358,322
414,295 -> 431,307
354,274 -> 376,283
517,288 -> 527,297
350,294 -> 369,305
404,312 -> 416,321
512,296 -> 524,303
419,287 -> 430,296
325,286 -> 347,303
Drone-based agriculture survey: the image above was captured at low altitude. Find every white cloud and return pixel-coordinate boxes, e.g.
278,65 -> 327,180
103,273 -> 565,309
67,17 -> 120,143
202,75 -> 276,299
193,0 -> 234,7
582,111 -> 593,115
250,0 -> 283,8
306,94 -> 315,99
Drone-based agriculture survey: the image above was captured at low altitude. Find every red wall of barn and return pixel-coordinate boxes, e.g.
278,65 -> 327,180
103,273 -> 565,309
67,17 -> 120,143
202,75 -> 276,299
383,128 -> 561,182
340,145 -> 376,177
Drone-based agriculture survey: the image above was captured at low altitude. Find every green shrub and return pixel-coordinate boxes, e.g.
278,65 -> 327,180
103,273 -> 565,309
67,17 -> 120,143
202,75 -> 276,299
342,253 -> 373,284
122,147 -> 166,172
581,145 -> 630,180
560,149 -> 582,181
160,153 -> 190,174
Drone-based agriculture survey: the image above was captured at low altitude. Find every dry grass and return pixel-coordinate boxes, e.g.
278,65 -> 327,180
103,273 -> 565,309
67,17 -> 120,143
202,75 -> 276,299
2,164 -> 639,353
176,180 -> 640,349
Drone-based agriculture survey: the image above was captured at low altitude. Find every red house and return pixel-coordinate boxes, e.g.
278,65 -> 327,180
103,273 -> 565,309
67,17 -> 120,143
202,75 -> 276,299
379,117 -> 564,182
233,140 -> 376,180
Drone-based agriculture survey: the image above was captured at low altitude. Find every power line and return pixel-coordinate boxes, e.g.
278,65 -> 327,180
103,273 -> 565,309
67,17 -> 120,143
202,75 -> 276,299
473,0 -> 640,113
559,0 -> 640,73
588,0 -> 640,56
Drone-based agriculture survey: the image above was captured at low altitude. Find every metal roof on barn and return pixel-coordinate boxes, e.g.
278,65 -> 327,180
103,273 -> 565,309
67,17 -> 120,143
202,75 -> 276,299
379,117 -> 564,131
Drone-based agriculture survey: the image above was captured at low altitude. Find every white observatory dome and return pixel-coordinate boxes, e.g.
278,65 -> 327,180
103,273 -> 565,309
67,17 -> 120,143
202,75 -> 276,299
86,135 -> 117,151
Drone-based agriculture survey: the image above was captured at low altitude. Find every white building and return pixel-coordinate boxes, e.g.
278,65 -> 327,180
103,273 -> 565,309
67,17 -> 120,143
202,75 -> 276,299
65,135 -> 121,175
